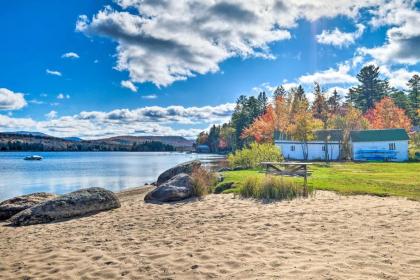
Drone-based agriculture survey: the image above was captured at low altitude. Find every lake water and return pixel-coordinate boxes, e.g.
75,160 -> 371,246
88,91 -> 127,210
0,152 -> 226,200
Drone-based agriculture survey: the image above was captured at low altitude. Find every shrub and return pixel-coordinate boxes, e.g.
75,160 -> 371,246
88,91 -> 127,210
239,175 -> 311,201
191,167 -> 218,197
227,142 -> 283,168
214,182 -> 235,194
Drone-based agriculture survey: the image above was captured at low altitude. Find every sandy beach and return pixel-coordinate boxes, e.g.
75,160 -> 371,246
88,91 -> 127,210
1,188 -> 420,280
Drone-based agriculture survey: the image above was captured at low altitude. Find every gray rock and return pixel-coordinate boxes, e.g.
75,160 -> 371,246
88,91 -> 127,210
0,192 -> 57,220
215,172 -> 224,183
214,182 -> 235,194
9,187 -> 120,226
217,167 -> 232,172
145,173 -> 195,203
156,160 -> 201,186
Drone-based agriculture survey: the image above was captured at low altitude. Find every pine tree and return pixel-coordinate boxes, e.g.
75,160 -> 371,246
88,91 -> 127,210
311,83 -> 329,127
350,65 -> 389,112
328,89 -> 341,115
407,74 -> 420,126
273,86 -> 286,99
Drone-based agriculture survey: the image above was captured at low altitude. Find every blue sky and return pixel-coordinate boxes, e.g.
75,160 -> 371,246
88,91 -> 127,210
0,0 -> 419,138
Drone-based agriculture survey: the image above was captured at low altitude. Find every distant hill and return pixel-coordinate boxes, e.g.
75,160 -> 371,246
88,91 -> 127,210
98,136 -> 194,149
63,137 -> 83,142
13,131 -> 51,137
0,132 -> 193,152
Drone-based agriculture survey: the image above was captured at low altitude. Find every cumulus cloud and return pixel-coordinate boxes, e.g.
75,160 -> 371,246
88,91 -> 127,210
0,103 -> 236,139
0,88 -> 27,110
76,1 -> 391,89
316,24 -> 365,47
121,80 -> 138,92
46,69 -> 62,76
381,66 -> 420,89
45,110 -> 58,120
61,52 -> 80,59
298,63 -> 358,85
360,1 -> 420,65
57,93 -> 70,99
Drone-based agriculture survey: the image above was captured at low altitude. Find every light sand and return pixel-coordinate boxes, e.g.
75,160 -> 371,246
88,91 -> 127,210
1,188 -> 420,280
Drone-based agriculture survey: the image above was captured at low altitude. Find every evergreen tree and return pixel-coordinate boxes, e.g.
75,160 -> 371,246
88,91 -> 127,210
311,83 -> 329,127
273,86 -> 286,99
328,89 -> 341,115
407,74 -> 420,126
350,65 -> 389,112
390,89 -> 410,115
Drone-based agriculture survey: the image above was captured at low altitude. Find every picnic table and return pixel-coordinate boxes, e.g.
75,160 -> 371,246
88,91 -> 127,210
260,162 -> 313,195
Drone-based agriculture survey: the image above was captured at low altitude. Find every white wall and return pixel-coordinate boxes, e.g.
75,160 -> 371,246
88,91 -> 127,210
352,140 -> 408,161
275,141 -> 341,161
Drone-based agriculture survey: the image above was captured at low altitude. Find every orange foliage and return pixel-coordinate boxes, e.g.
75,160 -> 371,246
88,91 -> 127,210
364,97 -> 412,132
241,105 -> 276,143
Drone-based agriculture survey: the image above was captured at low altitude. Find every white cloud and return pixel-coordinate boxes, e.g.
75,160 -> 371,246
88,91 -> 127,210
142,94 -> 157,99
76,1 -> 390,89
316,24 -> 365,47
57,93 -> 70,100
381,66 -> 420,89
61,52 -> 80,59
45,110 -> 58,120
298,63 -> 358,85
360,2 -> 420,64
121,80 -> 138,92
0,103 -> 236,139
46,69 -> 62,76
0,88 -> 27,110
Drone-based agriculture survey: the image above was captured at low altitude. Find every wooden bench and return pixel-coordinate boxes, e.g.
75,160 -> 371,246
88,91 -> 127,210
260,162 -> 313,195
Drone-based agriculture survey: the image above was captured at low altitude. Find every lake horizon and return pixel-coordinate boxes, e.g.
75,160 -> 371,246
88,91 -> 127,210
0,151 -> 225,200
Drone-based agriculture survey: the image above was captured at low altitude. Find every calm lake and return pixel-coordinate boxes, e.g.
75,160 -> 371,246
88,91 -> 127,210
0,152 -> 225,200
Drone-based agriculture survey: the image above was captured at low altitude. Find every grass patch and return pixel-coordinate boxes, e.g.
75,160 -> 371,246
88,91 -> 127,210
239,175 -> 311,201
220,162 -> 420,201
191,167 -> 217,197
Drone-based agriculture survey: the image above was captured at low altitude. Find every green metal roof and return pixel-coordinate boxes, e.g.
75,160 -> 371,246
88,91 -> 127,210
350,129 -> 409,142
314,130 -> 343,142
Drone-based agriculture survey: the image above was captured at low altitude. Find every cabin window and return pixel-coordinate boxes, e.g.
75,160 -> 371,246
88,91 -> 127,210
322,145 -> 326,151
290,145 -> 295,151
389,143 -> 396,150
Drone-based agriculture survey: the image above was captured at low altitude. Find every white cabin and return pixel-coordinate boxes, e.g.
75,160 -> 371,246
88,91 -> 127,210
275,130 -> 342,161
275,128 -> 409,162
350,129 -> 409,162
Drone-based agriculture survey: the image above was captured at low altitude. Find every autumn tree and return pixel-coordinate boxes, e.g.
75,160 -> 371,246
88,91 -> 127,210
288,100 -> 323,160
364,97 -> 412,132
311,83 -> 329,128
241,105 -> 276,143
329,106 -> 369,159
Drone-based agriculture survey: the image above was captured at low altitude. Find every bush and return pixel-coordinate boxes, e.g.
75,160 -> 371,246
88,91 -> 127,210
191,167 -> 218,197
227,142 -> 283,168
239,175 -> 311,201
214,182 -> 235,194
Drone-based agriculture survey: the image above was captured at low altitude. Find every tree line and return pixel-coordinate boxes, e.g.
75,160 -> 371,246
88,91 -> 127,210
0,137 -> 176,152
196,65 -> 419,157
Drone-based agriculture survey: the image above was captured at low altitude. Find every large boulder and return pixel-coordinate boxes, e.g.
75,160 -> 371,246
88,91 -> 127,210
145,173 -> 195,203
156,160 -> 201,186
9,187 -> 120,226
0,192 -> 57,220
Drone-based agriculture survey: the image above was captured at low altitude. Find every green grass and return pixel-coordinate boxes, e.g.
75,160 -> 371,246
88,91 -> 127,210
219,162 -> 420,201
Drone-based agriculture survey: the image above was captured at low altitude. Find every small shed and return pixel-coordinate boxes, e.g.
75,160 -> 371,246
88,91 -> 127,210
350,129 -> 409,161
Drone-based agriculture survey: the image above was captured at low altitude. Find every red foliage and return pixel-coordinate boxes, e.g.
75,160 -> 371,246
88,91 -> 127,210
364,97 -> 411,132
